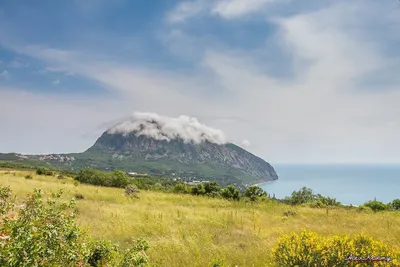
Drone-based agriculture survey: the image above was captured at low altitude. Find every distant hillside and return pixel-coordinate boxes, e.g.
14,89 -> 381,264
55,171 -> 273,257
0,114 -> 278,186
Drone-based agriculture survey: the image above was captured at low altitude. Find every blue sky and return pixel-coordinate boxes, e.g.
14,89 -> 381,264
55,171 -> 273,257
1,0 -> 400,163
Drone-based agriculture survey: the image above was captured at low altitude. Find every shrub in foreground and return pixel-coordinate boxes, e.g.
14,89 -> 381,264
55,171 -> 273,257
0,187 -> 85,266
0,186 -> 149,267
273,229 -> 399,266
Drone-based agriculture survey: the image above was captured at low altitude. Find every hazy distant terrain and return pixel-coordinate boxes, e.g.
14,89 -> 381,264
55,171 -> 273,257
0,114 -> 278,187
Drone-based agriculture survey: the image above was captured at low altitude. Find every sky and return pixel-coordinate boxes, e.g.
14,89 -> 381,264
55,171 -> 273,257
1,0 -> 400,164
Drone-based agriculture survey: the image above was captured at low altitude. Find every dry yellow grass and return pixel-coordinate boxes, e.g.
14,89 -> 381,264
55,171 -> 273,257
1,170 -> 399,267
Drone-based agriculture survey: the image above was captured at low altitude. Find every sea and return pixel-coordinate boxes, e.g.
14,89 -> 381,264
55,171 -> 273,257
259,164 -> 400,206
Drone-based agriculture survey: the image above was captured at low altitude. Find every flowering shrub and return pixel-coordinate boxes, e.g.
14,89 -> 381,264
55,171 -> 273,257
0,186 -> 150,267
273,229 -> 399,266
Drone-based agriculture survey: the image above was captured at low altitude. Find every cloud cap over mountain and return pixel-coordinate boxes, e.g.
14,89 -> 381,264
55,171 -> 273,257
107,112 -> 227,145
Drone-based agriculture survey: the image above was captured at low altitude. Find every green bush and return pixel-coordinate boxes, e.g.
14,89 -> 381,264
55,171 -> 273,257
363,200 -> 388,212
390,199 -> 400,210
284,187 -> 316,205
244,186 -> 267,201
191,184 -> 206,195
35,167 -> 54,176
0,188 -> 85,266
120,238 -> 149,267
173,183 -> 190,194
283,187 -> 340,207
314,194 -> 341,207
203,182 -> 221,197
87,240 -> 118,266
75,169 -> 129,188
24,174 -> 33,180
0,186 -> 150,267
110,170 -> 130,188
221,185 -> 241,201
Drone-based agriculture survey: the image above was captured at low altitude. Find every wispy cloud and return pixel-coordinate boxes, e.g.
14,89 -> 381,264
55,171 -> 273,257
52,79 -> 60,85
167,0 -> 207,23
211,0 -> 276,19
9,58 -> 29,68
241,140 -> 251,148
167,0 -> 278,23
0,70 -> 10,79
1,0 -> 400,163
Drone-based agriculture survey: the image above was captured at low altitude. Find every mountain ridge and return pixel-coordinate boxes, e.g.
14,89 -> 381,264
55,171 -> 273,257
0,127 -> 278,187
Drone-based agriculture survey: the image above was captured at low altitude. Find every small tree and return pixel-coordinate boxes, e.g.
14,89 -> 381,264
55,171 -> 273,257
284,187 -> 316,205
363,200 -> 388,212
244,186 -> 267,201
110,170 -> 130,188
390,199 -> 400,210
221,185 -> 241,201
173,183 -> 189,194
204,182 -> 221,197
315,194 -> 340,206
191,184 -> 206,195
36,167 -> 54,176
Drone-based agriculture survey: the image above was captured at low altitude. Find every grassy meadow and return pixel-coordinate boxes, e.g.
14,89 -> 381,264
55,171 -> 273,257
1,169 -> 399,266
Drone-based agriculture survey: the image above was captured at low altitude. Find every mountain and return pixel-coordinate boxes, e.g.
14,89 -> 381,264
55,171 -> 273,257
80,130 -> 277,184
0,113 -> 278,186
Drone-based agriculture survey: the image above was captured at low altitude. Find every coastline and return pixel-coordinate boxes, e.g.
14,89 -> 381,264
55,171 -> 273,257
250,178 -> 278,187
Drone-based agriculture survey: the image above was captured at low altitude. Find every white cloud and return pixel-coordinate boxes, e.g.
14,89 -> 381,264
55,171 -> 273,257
197,1 -> 400,163
211,0 -> 276,19
45,66 -> 76,77
108,112 -> 227,144
241,140 -> 251,148
167,0 -> 277,22
167,0 -> 207,23
52,79 -> 60,85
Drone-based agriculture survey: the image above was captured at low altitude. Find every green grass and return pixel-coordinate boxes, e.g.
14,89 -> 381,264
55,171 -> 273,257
1,170 -> 399,267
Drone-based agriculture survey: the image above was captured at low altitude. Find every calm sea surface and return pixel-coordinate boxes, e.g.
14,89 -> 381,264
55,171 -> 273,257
259,164 -> 400,205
